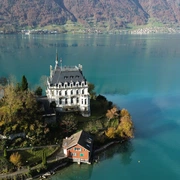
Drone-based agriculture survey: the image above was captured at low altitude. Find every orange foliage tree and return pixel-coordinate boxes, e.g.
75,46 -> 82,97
9,152 -> 22,167
106,106 -> 119,120
105,127 -> 116,139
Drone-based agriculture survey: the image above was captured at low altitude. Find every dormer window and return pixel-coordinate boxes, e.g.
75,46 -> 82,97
70,76 -> 74,79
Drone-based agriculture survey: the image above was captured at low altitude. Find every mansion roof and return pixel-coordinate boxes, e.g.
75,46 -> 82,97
49,66 -> 86,85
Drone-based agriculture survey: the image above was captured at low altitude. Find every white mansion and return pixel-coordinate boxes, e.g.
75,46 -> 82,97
46,54 -> 90,117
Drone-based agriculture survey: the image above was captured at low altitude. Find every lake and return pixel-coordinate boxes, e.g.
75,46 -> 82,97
1,33 -> 180,180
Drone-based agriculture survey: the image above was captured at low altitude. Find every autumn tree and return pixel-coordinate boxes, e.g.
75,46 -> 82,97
0,85 -> 39,124
105,108 -> 134,139
9,152 -> 22,167
117,116 -> 134,139
105,127 -> 116,139
120,108 -> 130,118
106,106 -> 119,121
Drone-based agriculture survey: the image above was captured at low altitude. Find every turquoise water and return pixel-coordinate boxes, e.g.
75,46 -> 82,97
1,34 -> 180,180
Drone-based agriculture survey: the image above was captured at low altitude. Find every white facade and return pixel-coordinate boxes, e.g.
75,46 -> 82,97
46,56 -> 90,117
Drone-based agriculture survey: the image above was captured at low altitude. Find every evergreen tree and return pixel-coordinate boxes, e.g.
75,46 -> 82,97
35,86 -> 43,96
3,148 -> 7,158
21,75 -> 28,91
42,150 -> 47,167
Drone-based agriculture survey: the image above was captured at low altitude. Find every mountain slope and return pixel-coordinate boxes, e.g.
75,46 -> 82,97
0,0 -> 180,32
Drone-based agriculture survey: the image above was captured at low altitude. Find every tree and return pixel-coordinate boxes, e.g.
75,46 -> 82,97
88,83 -> 96,99
105,127 -> 116,139
3,148 -> 7,158
106,106 -> 119,121
120,108 -> 130,118
117,116 -> 134,139
21,75 -> 28,91
60,114 -> 77,135
9,152 -> 22,167
0,77 -> 8,86
42,150 -> 47,167
35,86 -> 43,96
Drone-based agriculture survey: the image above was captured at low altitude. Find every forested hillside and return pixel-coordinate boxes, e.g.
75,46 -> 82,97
0,0 -> 180,32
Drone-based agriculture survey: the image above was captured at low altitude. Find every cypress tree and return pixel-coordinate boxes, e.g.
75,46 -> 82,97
3,148 -> 7,158
42,150 -> 47,167
21,75 -> 28,91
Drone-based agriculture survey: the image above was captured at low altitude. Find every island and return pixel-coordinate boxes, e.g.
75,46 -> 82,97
0,55 -> 134,179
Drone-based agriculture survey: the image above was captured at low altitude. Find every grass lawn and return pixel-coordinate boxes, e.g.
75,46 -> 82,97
13,147 -> 58,166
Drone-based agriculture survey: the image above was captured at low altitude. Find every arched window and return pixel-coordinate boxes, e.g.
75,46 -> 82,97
59,98 -> 62,104
65,90 -> 67,96
65,98 -> 68,104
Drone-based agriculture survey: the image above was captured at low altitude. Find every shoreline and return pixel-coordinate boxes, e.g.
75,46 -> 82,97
32,140 -> 126,179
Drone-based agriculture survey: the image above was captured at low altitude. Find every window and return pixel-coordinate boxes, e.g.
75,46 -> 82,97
82,99 -> 83,104
82,89 -> 84,94
77,98 -> 79,104
65,91 -> 67,95
85,99 -> 87,105
76,90 -> 78,95
71,153 -> 76,156
59,91 -> 61,96
65,98 -> 68,104
59,98 -> 62,104
71,97 -> 73,104
80,153 -> 84,157
74,147 -> 81,151
71,90 -> 73,95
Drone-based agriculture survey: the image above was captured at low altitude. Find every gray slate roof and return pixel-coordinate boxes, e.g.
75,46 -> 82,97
51,66 -> 86,84
62,130 -> 93,152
